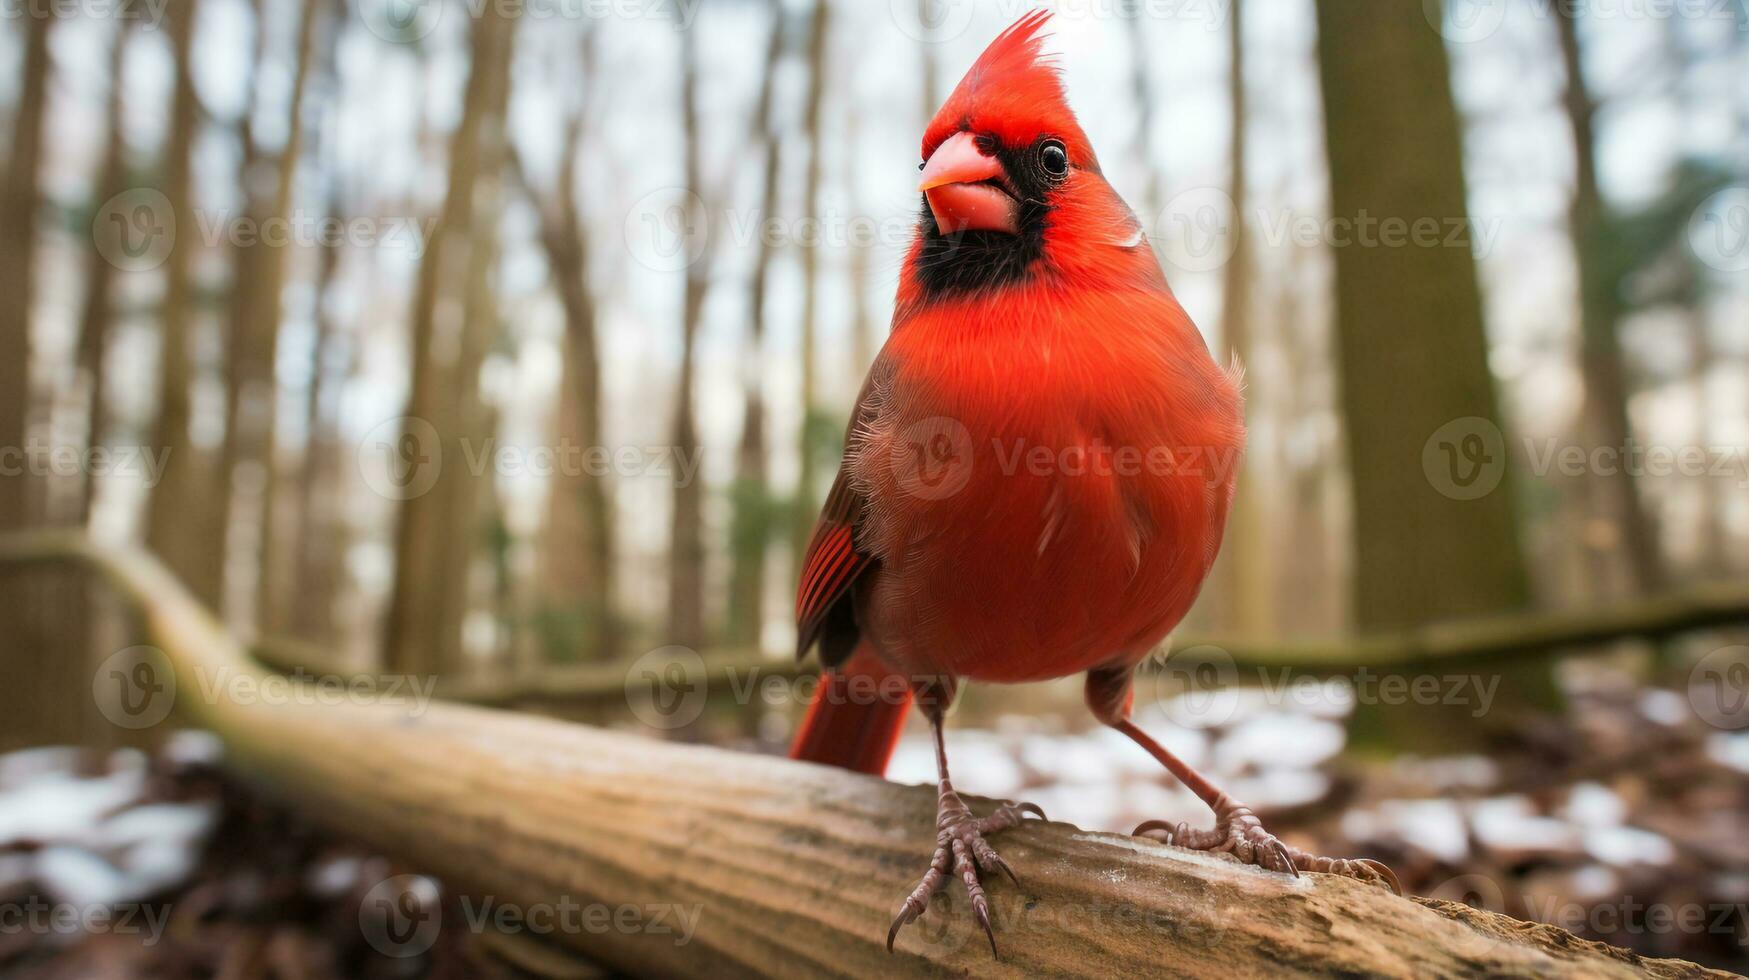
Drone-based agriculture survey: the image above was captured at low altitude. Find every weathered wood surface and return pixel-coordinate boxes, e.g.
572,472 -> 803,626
1,531 -> 1732,979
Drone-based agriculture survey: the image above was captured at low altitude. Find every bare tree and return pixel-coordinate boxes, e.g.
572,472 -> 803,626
1314,0 -> 1552,742
726,1 -> 787,649
281,0 -> 350,642
383,2 -> 516,674
846,107 -> 877,378
286,183 -> 349,644
209,0 -> 276,621
1124,8 -> 1163,230
790,0 -> 831,580
1204,0 -> 1270,634
249,0 -> 323,631
1554,7 -> 1667,598
515,33 -> 618,662
434,23 -> 515,672
145,0 -> 217,606
0,7 -> 59,750
917,0 -> 939,119
668,23 -> 708,650
75,21 -> 133,525
0,3 -> 54,529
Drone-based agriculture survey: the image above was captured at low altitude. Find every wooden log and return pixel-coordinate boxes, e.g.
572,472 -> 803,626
242,579 -> 1749,710
0,532 -> 1730,979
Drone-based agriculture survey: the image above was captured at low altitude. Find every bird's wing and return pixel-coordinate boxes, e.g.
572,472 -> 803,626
795,354 -> 893,668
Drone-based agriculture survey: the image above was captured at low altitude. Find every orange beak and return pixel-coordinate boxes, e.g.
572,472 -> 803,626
918,132 -> 1020,235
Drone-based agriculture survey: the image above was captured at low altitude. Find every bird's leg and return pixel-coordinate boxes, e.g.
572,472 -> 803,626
888,679 -> 1045,957
1085,666 -> 1401,894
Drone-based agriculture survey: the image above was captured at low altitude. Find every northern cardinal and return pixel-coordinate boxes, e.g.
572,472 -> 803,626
789,11 -> 1397,953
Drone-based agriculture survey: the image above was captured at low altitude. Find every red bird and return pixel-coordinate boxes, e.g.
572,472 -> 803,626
789,11 -> 1396,953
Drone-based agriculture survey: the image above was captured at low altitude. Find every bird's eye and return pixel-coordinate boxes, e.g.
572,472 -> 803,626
1040,139 -> 1068,178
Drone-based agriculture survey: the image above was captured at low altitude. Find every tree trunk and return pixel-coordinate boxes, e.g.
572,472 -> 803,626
515,87 -> 618,664
1553,7 -> 1667,598
1124,8 -> 1163,235
790,0 -> 831,582
917,0 -> 939,118
75,23 -> 132,527
146,0 -> 218,607
435,70 -> 510,675
287,188 -> 347,645
0,8 -> 62,750
0,6 -> 53,530
250,0 -> 323,633
1207,0 -> 1271,636
668,24 -> 708,650
56,21 -> 137,753
726,1 -> 785,649
382,3 -> 514,674
210,0 -> 274,625
1314,0 -> 1553,745
282,7 -> 353,644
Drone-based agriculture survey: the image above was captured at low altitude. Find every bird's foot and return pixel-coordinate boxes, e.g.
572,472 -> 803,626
887,792 -> 1044,956
1135,797 -> 1400,895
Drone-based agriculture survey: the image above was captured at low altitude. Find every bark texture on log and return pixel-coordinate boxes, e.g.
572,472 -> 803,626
0,532 -> 1728,979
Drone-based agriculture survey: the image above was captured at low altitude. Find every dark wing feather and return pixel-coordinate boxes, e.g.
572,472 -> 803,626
795,355 -> 892,667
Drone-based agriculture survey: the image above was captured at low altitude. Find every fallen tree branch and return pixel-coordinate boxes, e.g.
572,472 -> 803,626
245,582 -> 1749,711
0,531 -> 1730,978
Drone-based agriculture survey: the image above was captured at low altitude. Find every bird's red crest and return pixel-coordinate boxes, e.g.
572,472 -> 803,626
922,11 -> 1092,168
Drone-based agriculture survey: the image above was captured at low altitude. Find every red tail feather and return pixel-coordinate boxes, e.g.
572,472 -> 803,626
788,645 -> 912,776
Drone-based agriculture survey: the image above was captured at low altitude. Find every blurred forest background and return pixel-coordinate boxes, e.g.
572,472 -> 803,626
2,0 -> 1749,972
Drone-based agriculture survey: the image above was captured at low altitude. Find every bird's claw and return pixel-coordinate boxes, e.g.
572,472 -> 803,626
887,794 -> 1042,956
1134,800 -> 1398,894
